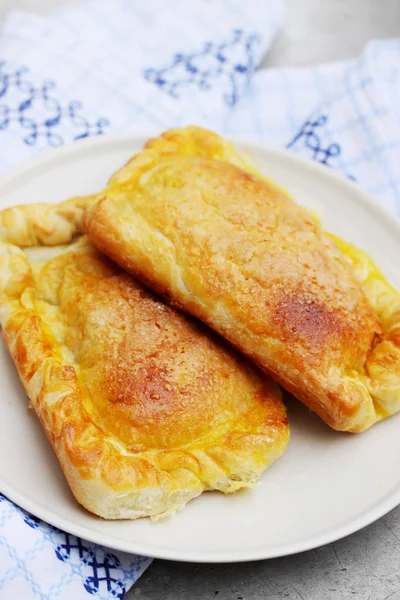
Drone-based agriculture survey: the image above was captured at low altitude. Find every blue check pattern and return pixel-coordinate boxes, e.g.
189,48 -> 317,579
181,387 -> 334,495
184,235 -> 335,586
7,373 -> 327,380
225,39 -> 400,212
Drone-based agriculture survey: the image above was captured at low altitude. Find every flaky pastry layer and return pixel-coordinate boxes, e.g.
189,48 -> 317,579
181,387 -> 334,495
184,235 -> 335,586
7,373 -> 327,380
83,126 -> 400,432
0,230 -> 288,519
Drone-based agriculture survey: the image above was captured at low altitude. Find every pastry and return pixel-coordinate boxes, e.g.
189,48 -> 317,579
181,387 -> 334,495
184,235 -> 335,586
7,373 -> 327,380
83,126 -> 400,433
0,207 -> 288,519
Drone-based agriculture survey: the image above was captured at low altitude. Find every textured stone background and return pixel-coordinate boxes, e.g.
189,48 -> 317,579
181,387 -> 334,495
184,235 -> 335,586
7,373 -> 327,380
1,1 -> 400,598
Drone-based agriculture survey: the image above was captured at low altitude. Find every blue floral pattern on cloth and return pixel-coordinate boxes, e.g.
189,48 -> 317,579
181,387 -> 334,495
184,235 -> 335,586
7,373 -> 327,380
287,115 -> 342,166
144,28 -> 261,107
0,494 -> 150,598
287,114 -> 355,180
55,534 -> 127,599
23,514 -> 41,529
0,62 -> 109,148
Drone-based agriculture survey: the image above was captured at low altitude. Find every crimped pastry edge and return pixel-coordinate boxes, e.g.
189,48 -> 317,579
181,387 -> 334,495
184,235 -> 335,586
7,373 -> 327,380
0,234 -> 289,520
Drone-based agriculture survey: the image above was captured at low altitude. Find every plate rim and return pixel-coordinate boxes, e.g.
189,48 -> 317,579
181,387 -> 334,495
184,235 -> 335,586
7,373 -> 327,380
1,131 -> 400,563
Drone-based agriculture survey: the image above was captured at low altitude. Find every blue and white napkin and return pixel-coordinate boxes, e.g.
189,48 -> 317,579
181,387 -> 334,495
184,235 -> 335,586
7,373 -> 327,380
226,39 -> 400,212
0,0 -> 283,169
0,0 -> 400,597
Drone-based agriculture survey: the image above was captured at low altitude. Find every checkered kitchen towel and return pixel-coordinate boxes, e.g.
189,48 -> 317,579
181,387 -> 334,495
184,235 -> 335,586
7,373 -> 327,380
0,0 -> 400,597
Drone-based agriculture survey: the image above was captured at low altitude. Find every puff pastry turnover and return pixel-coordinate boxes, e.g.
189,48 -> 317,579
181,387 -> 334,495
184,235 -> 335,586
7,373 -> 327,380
83,126 -> 400,433
0,206 -> 289,519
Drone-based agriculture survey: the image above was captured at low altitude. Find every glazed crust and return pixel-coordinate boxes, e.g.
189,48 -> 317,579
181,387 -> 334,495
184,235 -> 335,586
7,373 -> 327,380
0,196 -> 89,246
83,126 -> 400,433
0,228 -> 288,519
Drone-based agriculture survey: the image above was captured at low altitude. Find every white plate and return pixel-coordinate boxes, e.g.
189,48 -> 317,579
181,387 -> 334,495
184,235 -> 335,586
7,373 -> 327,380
1,133 -> 400,563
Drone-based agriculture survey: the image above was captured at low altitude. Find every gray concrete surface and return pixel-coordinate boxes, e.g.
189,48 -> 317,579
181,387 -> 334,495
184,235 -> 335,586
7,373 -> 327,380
130,507 -> 400,599
1,1 -> 400,598
263,0 -> 400,67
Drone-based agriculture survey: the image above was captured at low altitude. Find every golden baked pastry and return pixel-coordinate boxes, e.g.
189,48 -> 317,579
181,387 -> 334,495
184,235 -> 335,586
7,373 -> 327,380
83,126 -> 400,433
0,207 -> 289,519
